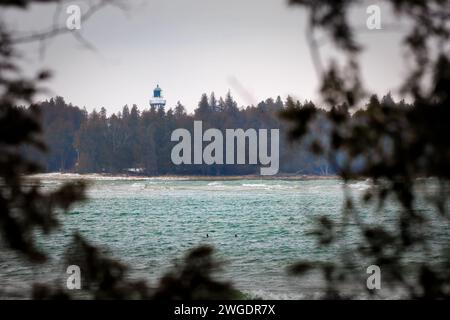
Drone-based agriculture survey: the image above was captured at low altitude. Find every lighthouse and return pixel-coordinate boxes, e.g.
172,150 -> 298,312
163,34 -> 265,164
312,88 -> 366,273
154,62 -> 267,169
149,84 -> 166,109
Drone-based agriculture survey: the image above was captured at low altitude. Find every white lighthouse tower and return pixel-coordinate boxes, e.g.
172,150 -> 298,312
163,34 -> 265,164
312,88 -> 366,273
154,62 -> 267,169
149,84 -> 166,109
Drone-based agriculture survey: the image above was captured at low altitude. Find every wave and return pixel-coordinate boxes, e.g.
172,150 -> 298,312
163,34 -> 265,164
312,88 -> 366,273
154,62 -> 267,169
207,182 -> 223,187
242,183 -> 267,188
348,179 -> 371,191
29,174 -> 337,193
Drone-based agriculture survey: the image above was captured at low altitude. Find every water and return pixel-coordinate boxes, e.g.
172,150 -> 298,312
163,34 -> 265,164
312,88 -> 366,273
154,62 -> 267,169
1,174 -> 448,299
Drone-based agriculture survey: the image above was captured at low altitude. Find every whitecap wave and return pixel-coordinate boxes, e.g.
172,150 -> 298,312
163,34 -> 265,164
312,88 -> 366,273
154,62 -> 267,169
348,179 -> 371,191
207,182 -> 223,187
242,183 -> 267,188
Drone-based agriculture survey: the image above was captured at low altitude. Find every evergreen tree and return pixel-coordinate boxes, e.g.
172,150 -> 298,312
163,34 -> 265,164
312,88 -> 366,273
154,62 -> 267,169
194,93 -> 211,120
174,101 -> 187,118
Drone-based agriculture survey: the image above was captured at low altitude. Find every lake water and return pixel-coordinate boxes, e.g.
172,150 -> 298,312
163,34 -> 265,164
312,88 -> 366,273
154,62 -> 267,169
0,174 -> 448,299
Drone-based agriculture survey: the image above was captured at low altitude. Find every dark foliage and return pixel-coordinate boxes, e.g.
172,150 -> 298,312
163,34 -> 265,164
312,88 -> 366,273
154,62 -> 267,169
33,235 -> 235,300
0,15 -> 86,262
1,0 -> 235,300
285,0 -> 450,298
153,245 -> 236,300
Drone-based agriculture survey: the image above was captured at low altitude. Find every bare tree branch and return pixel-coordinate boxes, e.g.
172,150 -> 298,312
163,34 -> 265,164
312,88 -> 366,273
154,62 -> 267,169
306,22 -> 324,79
9,0 -> 118,47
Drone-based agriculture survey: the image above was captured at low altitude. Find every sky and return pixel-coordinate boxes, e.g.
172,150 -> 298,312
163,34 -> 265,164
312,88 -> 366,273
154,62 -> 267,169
5,0 -> 409,114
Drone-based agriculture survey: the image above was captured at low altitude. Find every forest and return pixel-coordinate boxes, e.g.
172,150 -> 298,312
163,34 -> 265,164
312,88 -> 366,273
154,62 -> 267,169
23,92 -> 406,176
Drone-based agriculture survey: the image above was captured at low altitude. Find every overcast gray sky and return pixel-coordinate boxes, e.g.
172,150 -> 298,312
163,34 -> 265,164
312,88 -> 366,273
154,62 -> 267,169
5,0 -> 408,114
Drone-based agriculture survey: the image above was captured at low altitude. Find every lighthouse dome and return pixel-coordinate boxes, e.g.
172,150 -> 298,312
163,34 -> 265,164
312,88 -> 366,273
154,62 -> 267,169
153,85 -> 162,98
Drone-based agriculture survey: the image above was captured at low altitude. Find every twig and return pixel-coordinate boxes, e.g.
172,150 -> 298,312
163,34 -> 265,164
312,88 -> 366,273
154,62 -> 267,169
10,0 -> 115,49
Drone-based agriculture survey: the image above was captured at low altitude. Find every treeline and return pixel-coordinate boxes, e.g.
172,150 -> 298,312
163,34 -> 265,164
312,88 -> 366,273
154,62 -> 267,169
24,92 -> 409,175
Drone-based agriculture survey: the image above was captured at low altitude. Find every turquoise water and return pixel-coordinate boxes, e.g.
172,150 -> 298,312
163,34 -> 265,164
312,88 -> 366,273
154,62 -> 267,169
1,175 -> 448,299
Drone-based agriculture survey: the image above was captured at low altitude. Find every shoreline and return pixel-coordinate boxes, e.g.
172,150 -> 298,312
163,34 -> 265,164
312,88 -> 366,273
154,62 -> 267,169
28,172 -> 341,181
